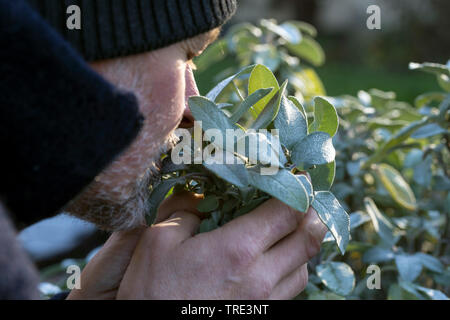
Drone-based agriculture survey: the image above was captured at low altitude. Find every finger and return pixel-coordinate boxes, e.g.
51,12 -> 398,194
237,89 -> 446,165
156,190 -> 204,223
143,210 -> 201,250
269,264 -> 308,300
261,207 -> 327,282
219,198 -> 305,255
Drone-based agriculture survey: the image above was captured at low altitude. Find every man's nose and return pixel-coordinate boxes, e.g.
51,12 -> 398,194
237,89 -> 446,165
179,64 -> 198,128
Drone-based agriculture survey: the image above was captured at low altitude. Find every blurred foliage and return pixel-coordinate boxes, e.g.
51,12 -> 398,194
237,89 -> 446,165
39,19 -> 449,301
195,19 -> 449,300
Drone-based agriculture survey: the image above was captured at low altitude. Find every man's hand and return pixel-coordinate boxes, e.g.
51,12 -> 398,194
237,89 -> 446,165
117,191 -> 327,300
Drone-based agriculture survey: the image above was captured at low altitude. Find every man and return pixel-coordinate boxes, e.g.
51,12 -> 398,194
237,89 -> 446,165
0,0 -> 327,299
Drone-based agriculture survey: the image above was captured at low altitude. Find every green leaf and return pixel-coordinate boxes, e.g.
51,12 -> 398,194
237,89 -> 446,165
147,178 -> 185,225
274,95 -> 308,149
316,262 -> 355,296
364,197 -> 398,247
206,65 -> 256,101
374,164 -> 417,211
248,168 -> 309,213
229,88 -> 273,123
288,95 -> 308,120
311,97 -> 339,137
250,81 -> 287,130
236,131 -> 284,168
286,36 -> 325,67
291,132 -> 335,166
410,123 -> 447,139
414,253 -> 444,273
311,191 -> 350,254
189,96 -> 237,137
248,64 -> 280,118
349,211 -> 371,230
297,174 -> 314,204
285,20 -> 317,37
362,247 -> 395,263
203,150 -> 249,188
197,195 -> 220,213
395,254 -> 423,282
414,285 -> 449,300
261,19 -> 302,44
198,217 -> 218,233
310,162 -> 336,193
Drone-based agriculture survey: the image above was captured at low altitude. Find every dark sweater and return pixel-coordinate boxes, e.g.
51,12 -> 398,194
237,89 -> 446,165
0,0 -> 236,299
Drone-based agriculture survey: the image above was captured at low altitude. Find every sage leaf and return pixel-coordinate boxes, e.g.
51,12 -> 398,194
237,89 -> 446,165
317,262 -> 355,296
395,254 -> 423,282
248,168 -> 309,213
206,65 -> 256,101
374,164 -> 417,211
274,95 -> 308,149
307,161 -> 335,191
229,88 -> 273,123
251,81 -> 287,130
311,97 -> 339,137
189,96 -> 237,138
292,132 -> 335,166
312,191 -> 350,254
248,64 -> 280,118
197,195 -> 220,213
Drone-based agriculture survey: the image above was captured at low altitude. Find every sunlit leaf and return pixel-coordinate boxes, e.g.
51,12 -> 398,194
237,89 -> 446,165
317,262 -> 355,296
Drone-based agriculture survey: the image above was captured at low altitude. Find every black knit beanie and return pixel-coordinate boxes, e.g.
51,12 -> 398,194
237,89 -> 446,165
26,0 -> 237,61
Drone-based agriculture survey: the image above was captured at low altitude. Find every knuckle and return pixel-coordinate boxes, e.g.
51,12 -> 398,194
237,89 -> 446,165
144,225 -> 170,246
272,204 -> 300,233
247,278 -> 273,300
224,240 -> 257,268
306,230 -> 323,260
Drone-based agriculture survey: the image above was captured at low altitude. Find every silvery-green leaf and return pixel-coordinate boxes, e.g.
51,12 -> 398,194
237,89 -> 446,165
316,262 -> 355,296
297,174 -> 314,204
274,95 -> 308,149
312,191 -> 350,254
203,149 -> 249,188
248,168 -> 309,213
261,19 -> 302,44
395,254 -> 423,282
286,36 -> 325,67
414,253 -> 444,273
414,285 -> 449,300
288,95 -> 308,120
410,123 -> 447,139
206,65 -> 256,101
236,131 -> 282,168
364,197 -> 398,247
311,97 -> 339,137
292,132 -> 335,166
362,247 -> 395,263
349,211 -> 370,230
189,96 -> 237,137
229,88 -> 273,123
307,161 -> 335,191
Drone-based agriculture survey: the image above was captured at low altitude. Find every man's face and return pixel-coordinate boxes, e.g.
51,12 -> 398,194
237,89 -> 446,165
70,30 -> 220,230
